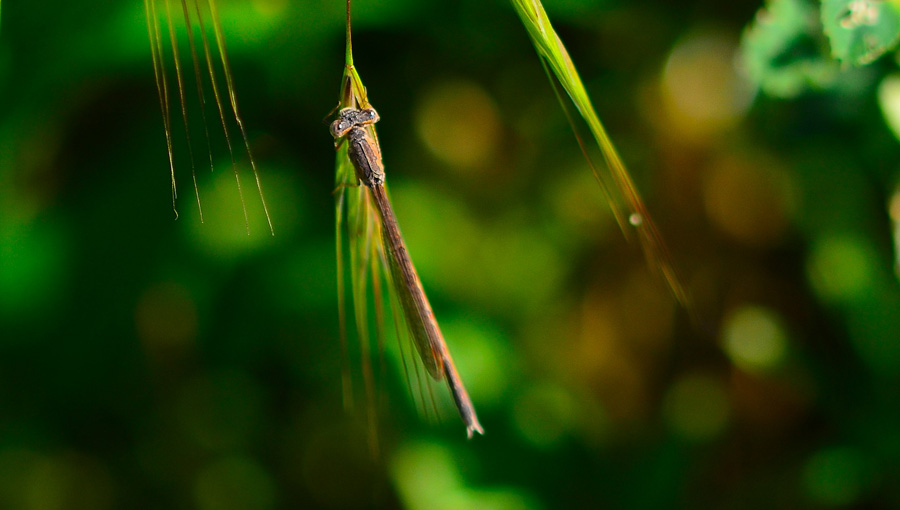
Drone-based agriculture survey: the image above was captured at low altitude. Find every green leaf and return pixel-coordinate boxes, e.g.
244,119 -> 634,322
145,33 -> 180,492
822,0 -> 900,65
741,0 -> 838,98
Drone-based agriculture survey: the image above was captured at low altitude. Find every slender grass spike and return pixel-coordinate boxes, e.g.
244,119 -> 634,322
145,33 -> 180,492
331,106 -> 484,439
143,0 -> 274,235
510,0 -> 690,310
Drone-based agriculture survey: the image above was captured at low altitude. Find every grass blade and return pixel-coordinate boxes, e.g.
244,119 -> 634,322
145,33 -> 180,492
143,0 -> 273,234
179,0 -> 217,179
207,0 -> 275,236
145,0 -> 179,218
510,0 -> 690,307
195,0 -> 250,234
164,0 -> 202,222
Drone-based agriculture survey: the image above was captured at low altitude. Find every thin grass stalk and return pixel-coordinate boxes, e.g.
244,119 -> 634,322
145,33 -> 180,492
164,0 -> 203,222
145,0 -> 178,217
206,0 -> 274,235
178,0 -> 217,179
143,0 -> 272,234
509,0 -> 689,307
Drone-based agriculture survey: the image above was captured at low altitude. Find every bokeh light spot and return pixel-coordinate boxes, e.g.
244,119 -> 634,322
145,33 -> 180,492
385,317 -> 513,424
660,30 -> 755,140
722,305 -> 789,373
0,449 -> 38,509
566,296 -> 650,423
803,447 -> 869,506
618,270 -> 676,351
877,74 -> 900,142
703,156 -> 792,247
806,234 -> 875,304
194,456 -> 276,510
391,442 -> 465,510
0,450 -> 115,510
135,281 -> 198,360
415,80 -> 501,170
512,382 -> 578,449
0,219 -> 67,323
440,319 -> 514,407
392,182 -> 564,315
250,0 -> 288,18
663,373 -> 731,441
547,164 -> 616,241
186,167 -> 299,261
391,442 -> 538,510
478,224 -> 564,313
888,181 -> 900,280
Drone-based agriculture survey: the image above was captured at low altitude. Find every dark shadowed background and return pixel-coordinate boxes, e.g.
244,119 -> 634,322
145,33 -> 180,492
1,0 -> 899,508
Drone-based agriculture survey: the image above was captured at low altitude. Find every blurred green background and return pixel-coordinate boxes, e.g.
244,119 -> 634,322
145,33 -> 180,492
2,0 -> 900,508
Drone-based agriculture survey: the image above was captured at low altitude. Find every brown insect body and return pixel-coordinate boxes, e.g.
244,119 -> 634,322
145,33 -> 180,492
346,127 -> 385,187
331,106 -> 484,438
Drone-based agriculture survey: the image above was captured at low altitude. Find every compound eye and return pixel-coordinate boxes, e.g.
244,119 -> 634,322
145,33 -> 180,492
330,119 -> 349,138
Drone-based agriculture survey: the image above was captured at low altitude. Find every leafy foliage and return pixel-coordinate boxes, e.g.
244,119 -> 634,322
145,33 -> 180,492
742,0 -> 900,97
742,0 -> 839,97
822,0 -> 900,65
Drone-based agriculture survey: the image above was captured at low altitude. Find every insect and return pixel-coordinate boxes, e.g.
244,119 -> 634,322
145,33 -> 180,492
330,106 -> 484,438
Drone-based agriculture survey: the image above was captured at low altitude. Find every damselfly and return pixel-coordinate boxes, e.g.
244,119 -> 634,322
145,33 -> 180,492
331,106 -> 484,438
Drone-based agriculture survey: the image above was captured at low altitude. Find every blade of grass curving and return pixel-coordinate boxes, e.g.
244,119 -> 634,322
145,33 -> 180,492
509,0 -> 689,307
334,83 -> 366,412
164,0 -> 203,222
193,0 -> 250,234
540,58 -> 625,230
145,0 -> 179,218
207,0 -> 275,236
335,187 -> 354,410
144,1 -> 275,232
179,0 -> 217,178
544,59 -> 691,313
344,177 -> 375,443
352,187 -> 379,457
370,243 -> 388,413
336,64 -> 416,428
334,0 -> 387,450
